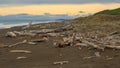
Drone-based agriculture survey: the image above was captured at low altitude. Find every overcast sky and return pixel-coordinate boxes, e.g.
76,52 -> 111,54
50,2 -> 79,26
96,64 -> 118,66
0,0 -> 120,15
0,0 -> 120,5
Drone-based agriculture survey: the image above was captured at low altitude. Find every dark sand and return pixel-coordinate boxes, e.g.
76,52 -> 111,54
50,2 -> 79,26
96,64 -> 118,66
0,23 -> 120,68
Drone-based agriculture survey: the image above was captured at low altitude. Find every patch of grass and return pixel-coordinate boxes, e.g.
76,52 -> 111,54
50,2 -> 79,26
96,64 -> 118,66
95,8 -> 120,15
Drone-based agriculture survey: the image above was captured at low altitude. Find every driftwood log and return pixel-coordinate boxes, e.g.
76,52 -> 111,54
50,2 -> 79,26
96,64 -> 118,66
8,40 -> 27,47
82,40 -> 105,50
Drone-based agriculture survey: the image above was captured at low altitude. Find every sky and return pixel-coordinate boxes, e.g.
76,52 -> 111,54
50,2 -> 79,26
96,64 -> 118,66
0,0 -> 120,16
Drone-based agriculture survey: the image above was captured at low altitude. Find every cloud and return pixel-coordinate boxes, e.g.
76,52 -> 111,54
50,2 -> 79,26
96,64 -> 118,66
0,4 -> 120,15
0,0 -> 120,5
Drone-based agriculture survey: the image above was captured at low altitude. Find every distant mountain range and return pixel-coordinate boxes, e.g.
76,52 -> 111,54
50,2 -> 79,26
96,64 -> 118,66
0,13 -> 87,22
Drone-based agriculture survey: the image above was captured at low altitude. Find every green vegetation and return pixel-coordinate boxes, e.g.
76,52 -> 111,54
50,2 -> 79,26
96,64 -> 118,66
95,8 -> 120,15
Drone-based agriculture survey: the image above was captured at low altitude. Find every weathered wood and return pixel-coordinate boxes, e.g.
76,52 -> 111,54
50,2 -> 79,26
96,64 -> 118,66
5,32 -> 17,37
10,50 -> 31,53
31,37 -> 49,42
14,31 -> 36,36
53,61 -> 69,65
104,45 -> 120,49
8,40 -> 27,47
82,40 -> 105,50
16,56 -> 27,59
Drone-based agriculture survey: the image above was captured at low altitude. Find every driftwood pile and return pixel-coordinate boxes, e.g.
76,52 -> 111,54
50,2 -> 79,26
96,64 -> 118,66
5,24 -> 73,37
3,22 -> 120,51
79,31 -> 120,50
54,31 -> 120,51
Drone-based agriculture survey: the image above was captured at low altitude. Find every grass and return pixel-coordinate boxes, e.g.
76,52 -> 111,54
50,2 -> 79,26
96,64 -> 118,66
95,8 -> 120,15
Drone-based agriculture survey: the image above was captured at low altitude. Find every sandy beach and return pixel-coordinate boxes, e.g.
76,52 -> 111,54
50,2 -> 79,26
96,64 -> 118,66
0,21 -> 120,68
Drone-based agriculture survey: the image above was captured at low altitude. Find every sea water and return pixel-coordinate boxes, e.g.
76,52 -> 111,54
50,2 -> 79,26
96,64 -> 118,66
0,20 -> 57,29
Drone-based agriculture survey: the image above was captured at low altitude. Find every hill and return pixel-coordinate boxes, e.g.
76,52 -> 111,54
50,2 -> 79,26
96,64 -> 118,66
74,14 -> 120,23
71,8 -> 120,37
95,8 -> 120,15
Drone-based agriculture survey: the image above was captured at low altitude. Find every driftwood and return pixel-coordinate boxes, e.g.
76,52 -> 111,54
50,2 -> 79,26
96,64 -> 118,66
53,61 -> 69,65
5,32 -> 17,37
75,43 -> 88,47
16,56 -> 27,59
8,40 -> 27,47
29,29 -> 55,34
27,42 -> 37,45
10,50 -> 31,53
31,37 -> 49,42
103,45 -> 120,49
94,52 -> 101,57
38,34 -> 50,37
47,33 -> 59,37
82,40 -> 105,50
109,31 -> 120,36
14,31 -> 36,37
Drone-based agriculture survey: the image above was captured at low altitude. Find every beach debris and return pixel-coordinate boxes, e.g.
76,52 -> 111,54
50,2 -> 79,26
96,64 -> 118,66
5,32 -> 17,37
31,37 -> 49,42
22,22 -> 33,30
16,56 -> 27,60
57,40 -> 66,48
103,45 -> 120,49
78,47 -> 82,50
29,29 -> 55,34
109,31 -> 120,36
82,40 -> 105,50
38,34 -> 50,37
53,61 -> 69,65
27,42 -> 37,45
55,39 -> 71,48
8,40 -> 27,47
83,56 -> 95,59
94,52 -> 101,57
14,31 -> 36,37
47,33 -> 59,37
10,50 -> 31,53
54,24 -> 73,32
75,43 -> 88,47
106,57 -> 113,60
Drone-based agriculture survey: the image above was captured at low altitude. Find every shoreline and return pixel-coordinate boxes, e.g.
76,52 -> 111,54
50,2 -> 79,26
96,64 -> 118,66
0,20 -> 61,29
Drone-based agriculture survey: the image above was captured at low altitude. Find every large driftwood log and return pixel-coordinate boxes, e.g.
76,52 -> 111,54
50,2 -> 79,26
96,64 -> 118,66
103,45 -> 120,49
14,31 -> 36,36
82,40 -> 105,50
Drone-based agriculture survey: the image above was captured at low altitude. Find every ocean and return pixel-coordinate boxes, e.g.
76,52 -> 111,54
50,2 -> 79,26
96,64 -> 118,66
0,20 -> 59,29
